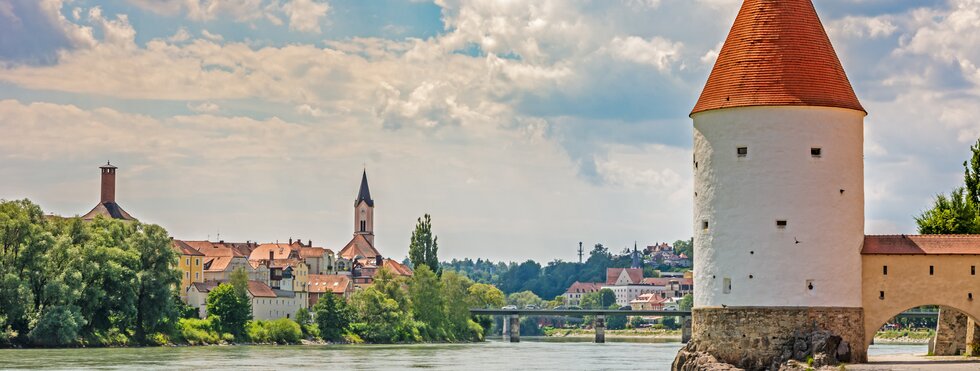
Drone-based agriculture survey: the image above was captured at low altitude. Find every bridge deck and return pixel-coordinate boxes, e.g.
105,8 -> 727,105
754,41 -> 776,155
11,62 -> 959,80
469,309 -> 691,316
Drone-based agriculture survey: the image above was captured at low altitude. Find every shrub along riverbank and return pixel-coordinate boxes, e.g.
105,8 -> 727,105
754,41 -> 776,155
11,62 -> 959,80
0,199 -> 507,348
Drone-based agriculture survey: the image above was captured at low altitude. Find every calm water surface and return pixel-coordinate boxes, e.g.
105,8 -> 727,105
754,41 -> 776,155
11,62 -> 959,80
0,338 -> 927,371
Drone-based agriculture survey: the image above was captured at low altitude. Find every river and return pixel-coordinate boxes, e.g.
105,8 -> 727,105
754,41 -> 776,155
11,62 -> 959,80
0,338 -> 926,370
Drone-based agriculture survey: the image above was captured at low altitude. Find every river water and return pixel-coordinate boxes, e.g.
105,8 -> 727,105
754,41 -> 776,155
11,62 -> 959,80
0,338 -> 926,370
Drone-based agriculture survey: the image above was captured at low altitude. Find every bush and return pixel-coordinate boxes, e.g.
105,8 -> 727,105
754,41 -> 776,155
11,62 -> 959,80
178,318 -> 219,345
247,319 -> 302,344
28,305 -> 84,347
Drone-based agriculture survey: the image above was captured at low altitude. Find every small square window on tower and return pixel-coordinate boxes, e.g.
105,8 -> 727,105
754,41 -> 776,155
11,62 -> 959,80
776,220 -> 787,229
702,220 -> 709,231
811,147 -> 822,157
737,147 -> 748,157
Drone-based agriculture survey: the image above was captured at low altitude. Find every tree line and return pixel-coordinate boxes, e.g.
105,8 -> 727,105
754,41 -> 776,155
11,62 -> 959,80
917,139 -> 980,233
439,240 -> 693,300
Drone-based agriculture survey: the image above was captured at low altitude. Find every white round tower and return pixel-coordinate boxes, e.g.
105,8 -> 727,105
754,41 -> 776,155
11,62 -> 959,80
681,0 -> 869,366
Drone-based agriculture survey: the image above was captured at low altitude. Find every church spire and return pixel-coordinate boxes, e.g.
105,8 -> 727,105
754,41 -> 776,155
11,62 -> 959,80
356,169 -> 373,207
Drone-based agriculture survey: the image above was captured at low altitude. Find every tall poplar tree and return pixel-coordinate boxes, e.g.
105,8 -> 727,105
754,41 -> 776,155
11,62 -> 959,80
408,214 -> 439,273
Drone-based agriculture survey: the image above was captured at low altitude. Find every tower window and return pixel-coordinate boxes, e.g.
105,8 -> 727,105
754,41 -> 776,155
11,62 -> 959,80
806,280 -> 814,291
776,220 -> 787,228
360,220 -> 366,232
811,148 -> 822,157
879,291 -> 885,300
702,221 -> 709,231
723,278 -> 731,294
973,266 -> 976,275
883,265 -> 888,275
737,147 -> 748,157
930,265 -> 934,275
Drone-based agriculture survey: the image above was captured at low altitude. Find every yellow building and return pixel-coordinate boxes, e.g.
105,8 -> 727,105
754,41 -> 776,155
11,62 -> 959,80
172,239 -> 205,302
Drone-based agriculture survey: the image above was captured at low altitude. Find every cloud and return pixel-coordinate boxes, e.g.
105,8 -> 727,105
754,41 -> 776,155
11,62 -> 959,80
188,101 -> 220,113
168,27 -> 191,43
0,0 -> 95,63
281,0 -> 330,34
200,29 -> 224,42
125,0 -> 268,22
609,36 -> 683,72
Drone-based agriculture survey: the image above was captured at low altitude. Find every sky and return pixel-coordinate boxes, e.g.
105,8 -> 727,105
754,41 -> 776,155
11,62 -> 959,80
1,0 -> 978,263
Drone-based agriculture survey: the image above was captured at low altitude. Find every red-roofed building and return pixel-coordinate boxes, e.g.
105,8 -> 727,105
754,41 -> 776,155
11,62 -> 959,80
562,281 -> 603,306
606,268 -> 643,285
186,280 -> 304,320
308,274 -> 354,307
630,293 -> 669,311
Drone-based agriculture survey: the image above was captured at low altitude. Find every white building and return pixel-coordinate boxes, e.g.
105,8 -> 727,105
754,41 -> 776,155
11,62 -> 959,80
187,280 -> 306,320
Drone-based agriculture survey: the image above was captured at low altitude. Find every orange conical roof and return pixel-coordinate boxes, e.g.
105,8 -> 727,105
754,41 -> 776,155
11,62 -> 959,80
691,0 -> 865,116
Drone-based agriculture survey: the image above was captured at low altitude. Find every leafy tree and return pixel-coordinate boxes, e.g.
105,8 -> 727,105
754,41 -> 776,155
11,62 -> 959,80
206,283 -> 251,339
679,294 -> 694,311
132,223 -> 180,342
582,288 -> 617,309
506,290 -> 543,308
28,305 -> 84,347
312,293 -> 353,342
350,287 -> 419,343
440,270 -> 482,341
466,283 -> 506,309
672,238 -> 694,259
915,188 -> 980,234
372,267 -> 411,312
408,214 -> 439,273
606,309 -> 627,330
294,308 -> 311,326
409,265 -> 445,340
964,138 -> 980,205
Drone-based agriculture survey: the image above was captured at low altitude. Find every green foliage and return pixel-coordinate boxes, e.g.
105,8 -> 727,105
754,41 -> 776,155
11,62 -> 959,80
605,312 -> 627,330
206,283 -> 251,339
506,290 -> 543,308
916,188 -> 980,234
409,265 -> 446,340
178,318 -> 220,345
441,271 -> 482,341
247,319 -> 302,344
312,293 -> 354,342
294,307 -> 311,326
582,288 -> 616,309
349,287 -> 419,343
0,199 -> 181,347
678,294 -> 694,311
408,214 -> 439,273
29,305 -> 84,347
672,238 -> 694,260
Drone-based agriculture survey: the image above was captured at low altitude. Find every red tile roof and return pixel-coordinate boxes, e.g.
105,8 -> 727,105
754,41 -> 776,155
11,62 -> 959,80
247,280 -> 277,298
565,281 -> 602,294
606,268 -> 643,285
300,247 -> 332,259
338,234 -> 380,260
172,240 -> 204,256
691,0 -> 864,116
249,243 -> 298,261
307,274 -> 352,294
863,235 -> 980,255
382,259 -> 413,276
640,277 -> 694,286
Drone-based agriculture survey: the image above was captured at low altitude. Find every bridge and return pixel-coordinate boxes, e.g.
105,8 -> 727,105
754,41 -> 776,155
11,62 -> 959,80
469,309 -> 692,343
468,309 -> 939,344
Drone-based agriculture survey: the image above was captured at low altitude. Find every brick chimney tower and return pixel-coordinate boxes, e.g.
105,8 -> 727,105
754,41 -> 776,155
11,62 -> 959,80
100,161 -> 117,203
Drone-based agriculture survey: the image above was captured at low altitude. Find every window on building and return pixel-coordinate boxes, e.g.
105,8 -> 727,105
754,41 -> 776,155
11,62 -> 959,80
806,280 -> 814,291
879,291 -> 885,300
970,293 -> 974,301
185,271 -> 189,279
185,258 -> 190,265
195,258 -> 200,266
360,220 -> 366,232
883,266 -> 888,275
195,272 -> 200,279
930,265 -> 935,275
722,278 -> 731,294
702,220 -> 709,231
737,147 -> 747,157
973,266 -> 976,275
776,220 -> 787,229
811,148 -> 822,157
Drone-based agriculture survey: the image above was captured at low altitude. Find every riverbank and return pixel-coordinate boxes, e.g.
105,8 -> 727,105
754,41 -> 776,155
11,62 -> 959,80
543,328 -> 682,339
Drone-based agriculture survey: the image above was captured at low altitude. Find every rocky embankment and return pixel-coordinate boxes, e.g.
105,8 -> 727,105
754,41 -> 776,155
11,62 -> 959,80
673,329 -> 853,371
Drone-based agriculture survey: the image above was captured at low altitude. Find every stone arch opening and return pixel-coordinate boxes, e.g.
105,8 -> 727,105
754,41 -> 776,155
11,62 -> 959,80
864,304 -> 980,356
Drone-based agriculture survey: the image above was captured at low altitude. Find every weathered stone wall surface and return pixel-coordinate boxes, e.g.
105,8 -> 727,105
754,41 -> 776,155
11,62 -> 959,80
933,307 -> 969,355
679,307 -> 865,370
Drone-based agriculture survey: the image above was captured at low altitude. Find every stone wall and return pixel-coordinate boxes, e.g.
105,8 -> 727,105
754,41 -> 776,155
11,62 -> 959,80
677,307 -> 865,370
932,306 -> 980,356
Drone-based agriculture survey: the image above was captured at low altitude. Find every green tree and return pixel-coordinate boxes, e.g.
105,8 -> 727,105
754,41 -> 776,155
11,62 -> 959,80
132,223 -> 180,342
294,307 -> 311,326
964,138 -> 980,205
440,270 -> 481,341
206,283 -> 251,340
313,293 -> 353,342
672,238 -> 694,259
408,265 -> 445,340
408,214 -> 439,273
466,283 -> 506,309
581,288 -> 617,309
506,290 -> 543,308
678,294 -> 694,311
28,305 -> 84,347
915,188 -> 980,234
350,287 -> 419,343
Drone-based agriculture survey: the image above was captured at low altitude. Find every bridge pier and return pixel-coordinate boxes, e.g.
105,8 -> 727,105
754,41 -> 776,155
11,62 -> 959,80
681,316 -> 691,343
595,315 -> 605,343
508,314 -> 520,343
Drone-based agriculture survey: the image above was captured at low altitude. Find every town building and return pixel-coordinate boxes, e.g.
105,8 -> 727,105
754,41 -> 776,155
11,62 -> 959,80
81,162 -> 136,221
630,293 -> 668,311
172,239 -> 205,301
187,280 -> 305,320
307,274 -> 354,307
562,281 -> 602,306
678,0 -> 980,367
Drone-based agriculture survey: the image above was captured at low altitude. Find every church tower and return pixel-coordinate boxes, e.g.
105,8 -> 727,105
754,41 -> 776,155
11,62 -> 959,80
682,0 -> 868,366
354,170 -> 375,246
